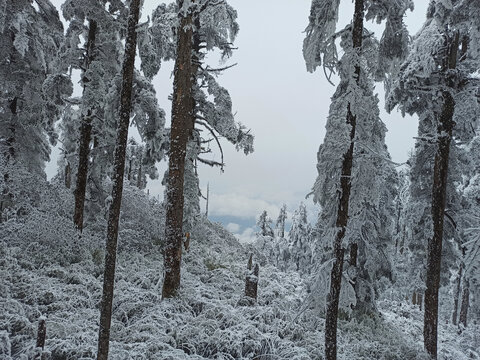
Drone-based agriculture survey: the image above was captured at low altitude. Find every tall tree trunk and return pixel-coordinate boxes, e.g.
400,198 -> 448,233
136,163 -> 142,189
452,265 -> 463,325
162,1 -> 195,299
65,162 -> 72,189
205,182 -> 209,217
423,32 -> 458,360
324,1 -> 364,359
73,20 -> 97,232
96,1 -> 140,358
459,279 -> 469,328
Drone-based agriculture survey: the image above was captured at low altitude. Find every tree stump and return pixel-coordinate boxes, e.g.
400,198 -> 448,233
244,254 -> 259,301
34,317 -> 46,360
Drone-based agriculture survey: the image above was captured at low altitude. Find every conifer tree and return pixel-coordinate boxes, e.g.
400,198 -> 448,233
60,0 -> 166,230
125,138 -> 158,190
96,0 -> 141,358
304,0 -> 411,358
139,0 -> 253,298
0,0 -> 72,220
387,1 -> 480,356
289,203 -> 312,273
276,204 -> 287,238
257,210 -> 274,237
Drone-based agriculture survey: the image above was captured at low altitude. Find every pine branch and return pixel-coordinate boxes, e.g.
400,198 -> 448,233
195,118 -> 225,171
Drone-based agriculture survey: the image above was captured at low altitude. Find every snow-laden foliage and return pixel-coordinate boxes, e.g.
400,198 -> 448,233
138,2 -> 177,79
275,204 -> 288,238
58,1 -> 167,223
309,25 -> 397,313
139,0 -> 253,229
365,0 -> 413,84
288,203 -> 313,273
0,0 -> 71,176
387,0 -> 480,300
3,177 -> 474,359
196,72 -> 254,156
303,0 -> 341,74
304,0 -> 412,81
0,0 -> 72,223
124,138 -> 159,190
256,210 -> 274,238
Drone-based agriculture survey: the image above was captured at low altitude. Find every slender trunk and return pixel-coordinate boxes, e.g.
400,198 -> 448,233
162,2 -> 195,299
136,163 -> 142,188
65,162 -> 72,189
73,20 -> 97,232
423,32 -> 458,359
452,265 -> 463,325
96,1 -> 140,358
1,111 -> 17,223
34,317 -> 46,360
6,112 -> 15,159
205,182 -> 209,217
127,159 -> 132,181
245,263 -> 259,301
459,279 -> 469,328
324,1 -> 364,359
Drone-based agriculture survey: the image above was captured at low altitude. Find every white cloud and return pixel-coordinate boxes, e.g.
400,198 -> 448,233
208,192 -> 281,219
234,227 -> 256,244
226,222 -> 240,233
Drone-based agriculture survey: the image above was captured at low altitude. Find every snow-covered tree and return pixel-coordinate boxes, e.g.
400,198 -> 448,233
289,203 -> 313,273
304,0 -> 411,358
275,204 -> 287,238
0,0 -> 72,221
139,0 -> 254,235
97,0 -> 142,357
257,210 -> 274,238
125,138 -> 158,190
139,0 -> 254,297
59,0 -> 166,230
387,0 -> 480,356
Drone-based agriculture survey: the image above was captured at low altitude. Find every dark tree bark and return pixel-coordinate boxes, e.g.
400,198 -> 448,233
34,317 -> 46,360
162,1 -> 196,299
205,182 -> 209,217
65,162 -> 72,189
324,1 -> 364,360
459,279 -> 469,328
73,20 -> 97,232
96,1 -> 140,359
452,265 -> 463,325
423,32 -> 459,359
136,157 -> 142,189
1,114 -> 17,223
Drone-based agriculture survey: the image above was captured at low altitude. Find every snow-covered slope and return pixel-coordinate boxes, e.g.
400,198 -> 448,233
1,186 -> 478,359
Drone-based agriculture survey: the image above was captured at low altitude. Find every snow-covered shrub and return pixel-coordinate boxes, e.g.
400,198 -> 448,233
117,184 -> 165,252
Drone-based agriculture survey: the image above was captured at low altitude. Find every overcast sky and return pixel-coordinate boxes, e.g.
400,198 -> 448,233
49,0 -> 429,242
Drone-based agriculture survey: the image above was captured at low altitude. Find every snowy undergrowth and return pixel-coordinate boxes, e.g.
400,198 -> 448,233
1,186 -> 477,359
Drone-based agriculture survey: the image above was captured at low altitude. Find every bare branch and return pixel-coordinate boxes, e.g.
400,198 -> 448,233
195,119 -> 224,171
197,157 -> 224,168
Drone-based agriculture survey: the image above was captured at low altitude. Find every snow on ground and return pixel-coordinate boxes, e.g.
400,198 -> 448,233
1,194 -> 478,359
